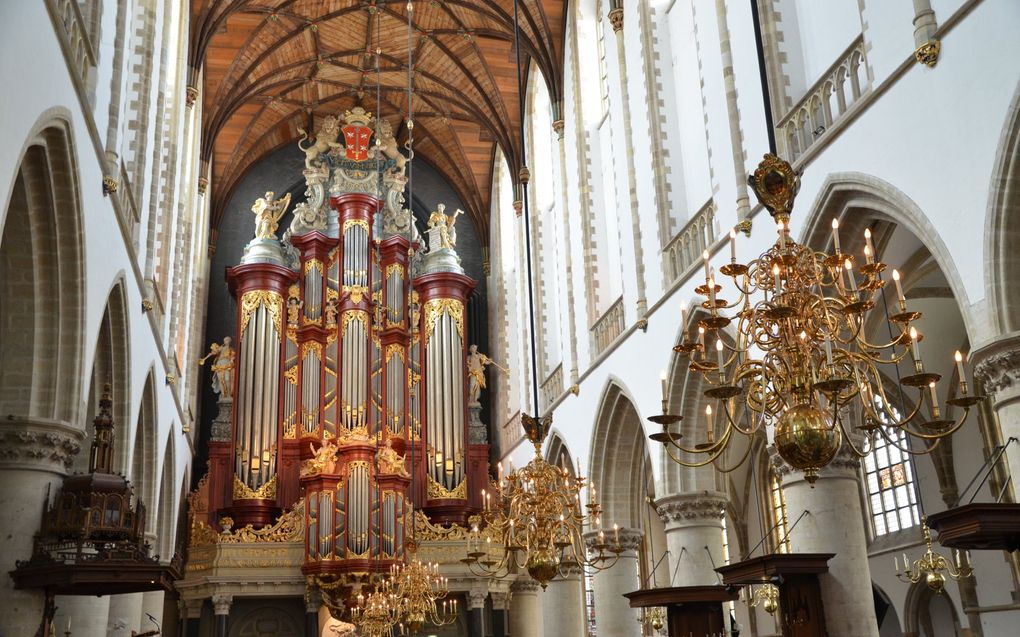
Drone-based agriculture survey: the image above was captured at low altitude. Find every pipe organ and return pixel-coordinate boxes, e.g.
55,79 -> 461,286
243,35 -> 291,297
194,109 -> 489,600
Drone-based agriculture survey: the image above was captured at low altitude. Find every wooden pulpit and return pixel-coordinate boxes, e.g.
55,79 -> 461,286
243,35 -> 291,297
624,585 -> 739,636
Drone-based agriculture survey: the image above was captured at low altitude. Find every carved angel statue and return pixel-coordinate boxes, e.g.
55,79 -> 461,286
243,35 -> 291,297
199,337 -> 235,398
252,191 -> 292,239
297,115 -> 342,170
466,344 -> 507,405
301,440 -> 338,477
377,437 -> 410,477
426,203 -> 464,250
324,298 -> 339,328
287,291 -> 301,326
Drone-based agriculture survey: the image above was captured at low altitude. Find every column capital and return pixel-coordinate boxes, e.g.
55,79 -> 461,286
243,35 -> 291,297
972,333 -> 1020,399
467,587 -> 488,610
0,417 -> 83,474
490,590 -> 511,610
180,597 -> 204,619
654,491 -> 727,526
607,7 -> 624,33
556,561 -> 584,580
211,593 -> 233,616
511,577 -> 543,594
584,526 -> 643,553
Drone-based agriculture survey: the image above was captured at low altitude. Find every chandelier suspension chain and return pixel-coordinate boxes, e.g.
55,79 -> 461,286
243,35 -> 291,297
513,0 -> 542,417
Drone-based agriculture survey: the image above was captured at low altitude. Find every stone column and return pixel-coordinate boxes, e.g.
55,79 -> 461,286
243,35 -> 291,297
973,336 -> 1020,484
181,598 -> 203,637
509,578 -> 543,637
654,491 -> 727,587
491,590 -> 511,637
467,587 -> 487,637
776,449 -> 879,637
305,586 -> 321,637
212,593 -> 232,637
0,418 -> 83,636
108,593 -> 144,636
543,563 -> 584,637
140,590 -> 165,632
607,4 -> 648,319
53,596 -> 110,637
586,527 -> 643,637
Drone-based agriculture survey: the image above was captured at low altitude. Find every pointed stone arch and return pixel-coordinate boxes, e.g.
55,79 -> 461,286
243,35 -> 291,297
154,429 -> 177,558
588,378 -> 654,528
75,278 -> 132,475
985,80 -> 1020,334
132,370 -> 159,528
0,117 -> 86,427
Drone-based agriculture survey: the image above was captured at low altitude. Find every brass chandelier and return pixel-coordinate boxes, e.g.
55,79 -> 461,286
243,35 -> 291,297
462,414 -> 623,588
654,155 -> 983,483
388,540 -> 457,631
351,581 -> 402,637
895,516 -> 972,594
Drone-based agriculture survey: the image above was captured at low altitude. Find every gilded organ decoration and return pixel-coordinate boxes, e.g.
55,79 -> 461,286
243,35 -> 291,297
251,191 -> 292,240
184,109 -> 485,622
199,337 -> 236,398
466,344 -> 506,405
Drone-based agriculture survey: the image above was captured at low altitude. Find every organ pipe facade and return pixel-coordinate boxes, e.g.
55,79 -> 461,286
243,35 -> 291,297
189,109 -> 490,606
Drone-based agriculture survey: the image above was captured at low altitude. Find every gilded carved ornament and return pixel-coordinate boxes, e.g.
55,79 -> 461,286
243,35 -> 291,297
233,474 -> 278,500
340,309 -> 368,336
189,500 -> 305,548
427,475 -> 467,500
423,298 -> 465,342
384,263 -> 405,281
239,290 -> 284,336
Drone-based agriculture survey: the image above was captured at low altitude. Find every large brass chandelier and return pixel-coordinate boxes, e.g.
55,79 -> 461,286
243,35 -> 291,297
655,155 -> 983,482
462,414 -> 623,588
388,541 -> 457,631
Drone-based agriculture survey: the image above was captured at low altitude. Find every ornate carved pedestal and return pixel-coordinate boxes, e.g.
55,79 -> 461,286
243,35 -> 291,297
716,553 -> 834,637
624,586 -> 739,637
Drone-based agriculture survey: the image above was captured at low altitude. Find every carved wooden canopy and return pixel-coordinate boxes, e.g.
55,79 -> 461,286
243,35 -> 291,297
191,0 -> 567,244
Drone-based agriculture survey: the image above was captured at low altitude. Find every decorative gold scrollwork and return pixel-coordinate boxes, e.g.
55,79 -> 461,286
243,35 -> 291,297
233,474 -> 278,500
304,258 -> 324,275
423,298 -> 464,342
384,263 -> 405,281
384,343 -> 405,364
340,309 -> 368,336
427,476 -> 467,500
240,290 -> 284,336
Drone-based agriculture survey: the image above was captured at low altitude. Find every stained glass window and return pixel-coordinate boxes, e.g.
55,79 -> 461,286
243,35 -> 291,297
863,396 -> 921,536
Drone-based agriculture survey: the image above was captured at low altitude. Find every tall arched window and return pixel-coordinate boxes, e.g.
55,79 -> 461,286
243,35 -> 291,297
594,0 -> 610,117
769,471 -> 791,553
863,397 -> 921,536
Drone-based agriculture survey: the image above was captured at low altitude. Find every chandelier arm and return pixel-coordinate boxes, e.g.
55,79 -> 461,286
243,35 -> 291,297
898,411 -> 971,441
721,396 -> 763,436
830,409 -> 870,459
866,374 -> 926,427
709,434 -> 756,473
662,428 -> 734,466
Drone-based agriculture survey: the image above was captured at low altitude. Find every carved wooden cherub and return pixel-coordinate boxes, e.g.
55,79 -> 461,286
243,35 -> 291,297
199,337 -> 235,398
251,191 -> 292,239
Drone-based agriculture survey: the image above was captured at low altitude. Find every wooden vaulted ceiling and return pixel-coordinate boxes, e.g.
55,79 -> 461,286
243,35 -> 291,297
190,0 -> 567,244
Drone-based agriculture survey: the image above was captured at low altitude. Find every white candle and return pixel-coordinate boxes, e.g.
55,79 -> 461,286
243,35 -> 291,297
729,228 -> 737,262
824,335 -> 834,366
708,272 -> 717,307
680,303 -> 687,332
894,555 -> 899,572
928,381 -> 938,410
773,263 -> 782,295
955,351 -> 966,384
703,249 -> 711,281
705,404 -> 714,442
777,219 -> 786,251
864,228 -> 875,263
909,327 -> 921,363
613,523 -> 620,545
716,338 -> 725,371
892,269 -> 906,305
844,259 -> 857,293
831,218 -> 841,253
698,325 -> 706,352
660,369 -> 668,404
